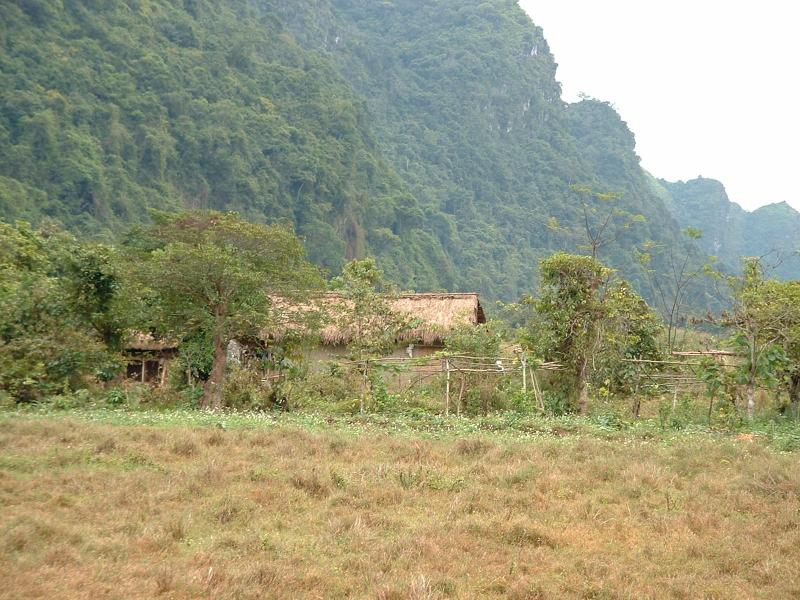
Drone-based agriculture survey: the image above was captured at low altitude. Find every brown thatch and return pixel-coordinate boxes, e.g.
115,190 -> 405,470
125,333 -> 178,352
313,292 -> 485,347
126,293 -> 486,351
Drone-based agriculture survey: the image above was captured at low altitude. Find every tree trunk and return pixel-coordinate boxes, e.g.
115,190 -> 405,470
577,357 -> 589,415
746,380 -> 756,420
788,373 -> 800,418
202,331 -> 227,410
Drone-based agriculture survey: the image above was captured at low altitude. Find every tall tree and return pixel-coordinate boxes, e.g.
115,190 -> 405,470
727,258 -> 790,419
570,185 -> 645,259
329,258 -> 416,412
131,211 -> 322,409
531,253 -> 612,414
637,227 -> 705,351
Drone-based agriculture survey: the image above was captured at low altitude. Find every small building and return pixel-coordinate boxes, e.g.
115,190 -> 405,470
304,292 -> 486,364
123,292 -> 486,383
124,333 -> 177,385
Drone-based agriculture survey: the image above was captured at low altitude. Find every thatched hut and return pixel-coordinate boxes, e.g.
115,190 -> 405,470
303,292 -> 487,363
123,292 -> 486,382
124,333 -> 178,385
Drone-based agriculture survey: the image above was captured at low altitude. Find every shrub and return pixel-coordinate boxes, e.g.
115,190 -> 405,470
223,366 -> 272,411
106,389 -> 126,406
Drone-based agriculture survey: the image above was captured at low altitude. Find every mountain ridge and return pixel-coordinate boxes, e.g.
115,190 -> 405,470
658,176 -> 800,278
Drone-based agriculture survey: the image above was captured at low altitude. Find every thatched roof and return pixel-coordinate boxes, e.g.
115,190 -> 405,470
125,333 -> 178,352
314,292 -> 486,346
125,293 -> 486,351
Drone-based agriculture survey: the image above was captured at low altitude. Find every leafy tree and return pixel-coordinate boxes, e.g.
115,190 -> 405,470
723,265 -> 800,417
763,281 -> 800,416
330,258 -> 417,412
726,258 -> 791,418
596,280 -> 663,411
129,211 -> 322,409
526,252 -> 663,414
58,241 -> 129,349
0,221 -> 123,400
529,253 -> 612,414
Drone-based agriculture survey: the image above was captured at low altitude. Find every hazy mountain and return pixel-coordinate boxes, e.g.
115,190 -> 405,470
659,177 -> 800,279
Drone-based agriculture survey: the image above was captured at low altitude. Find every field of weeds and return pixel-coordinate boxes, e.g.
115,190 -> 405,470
1,409 -> 800,599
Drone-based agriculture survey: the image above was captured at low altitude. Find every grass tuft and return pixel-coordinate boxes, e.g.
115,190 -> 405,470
290,471 -> 330,498
171,437 -> 199,457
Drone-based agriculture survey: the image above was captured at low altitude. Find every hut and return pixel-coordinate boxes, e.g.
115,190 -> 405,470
123,292 -> 486,382
303,292 -> 487,364
124,333 -> 178,386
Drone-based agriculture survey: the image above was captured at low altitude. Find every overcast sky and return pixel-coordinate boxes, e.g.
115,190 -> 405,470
518,0 -> 799,211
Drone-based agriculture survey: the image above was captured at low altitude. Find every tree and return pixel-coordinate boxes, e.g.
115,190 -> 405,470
570,185 -> 646,259
725,267 -> 800,417
0,221 -> 123,400
598,280 -> 663,415
526,252 -> 663,415
765,281 -> 800,416
637,226 -> 705,352
330,258 -> 417,412
130,211 -> 322,409
726,258 -> 790,419
530,253 -> 612,414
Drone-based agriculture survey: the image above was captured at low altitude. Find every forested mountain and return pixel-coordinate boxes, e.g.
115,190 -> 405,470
658,178 -> 800,279
0,0 -> 793,303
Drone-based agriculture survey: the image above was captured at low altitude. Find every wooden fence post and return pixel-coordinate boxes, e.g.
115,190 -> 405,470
522,356 -> 527,394
445,359 -> 451,416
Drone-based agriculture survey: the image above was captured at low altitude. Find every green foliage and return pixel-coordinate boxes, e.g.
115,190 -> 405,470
176,329 -> 215,385
595,280 -> 663,395
0,221 -> 125,401
530,252 -> 611,380
330,258 -> 417,359
127,210 -> 323,408
526,253 -> 662,412
0,0 -> 438,286
0,0 -> 738,306
722,258 -> 800,416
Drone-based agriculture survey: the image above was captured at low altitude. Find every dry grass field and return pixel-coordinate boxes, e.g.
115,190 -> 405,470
1,410 -> 800,599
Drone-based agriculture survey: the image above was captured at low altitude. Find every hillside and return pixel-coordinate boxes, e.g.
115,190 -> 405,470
659,177 -> 800,279
0,0 -> 788,302
0,0 -> 449,285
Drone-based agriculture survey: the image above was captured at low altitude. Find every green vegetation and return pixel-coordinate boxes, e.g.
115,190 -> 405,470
0,0 -> 431,282
2,214 -> 800,429
0,221 -> 125,401
128,211 -> 323,408
3,3 -> 800,596
0,0 -> 763,304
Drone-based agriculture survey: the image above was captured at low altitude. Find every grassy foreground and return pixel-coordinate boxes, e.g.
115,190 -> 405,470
1,408 -> 800,599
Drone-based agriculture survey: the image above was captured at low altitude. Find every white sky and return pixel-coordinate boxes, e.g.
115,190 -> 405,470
518,0 -> 800,211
